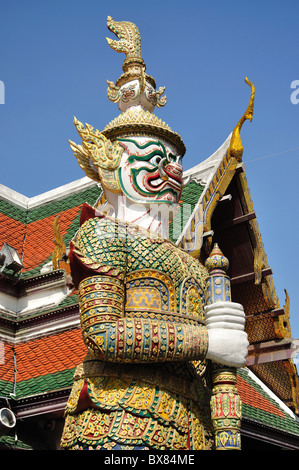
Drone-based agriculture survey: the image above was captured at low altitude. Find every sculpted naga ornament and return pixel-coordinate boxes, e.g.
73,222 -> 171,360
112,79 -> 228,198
60,16 -> 250,450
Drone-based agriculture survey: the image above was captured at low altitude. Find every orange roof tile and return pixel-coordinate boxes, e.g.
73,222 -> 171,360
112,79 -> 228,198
2,330 -> 87,384
237,374 -> 285,418
1,344 -> 16,383
22,206 -> 81,270
0,213 -> 26,255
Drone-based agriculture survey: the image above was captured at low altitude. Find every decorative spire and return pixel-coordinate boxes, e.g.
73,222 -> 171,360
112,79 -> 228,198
205,243 -> 229,274
105,16 -> 167,112
101,16 -> 185,156
205,243 -> 231,305
205,243 -> 242,450
106,16 -> 144,70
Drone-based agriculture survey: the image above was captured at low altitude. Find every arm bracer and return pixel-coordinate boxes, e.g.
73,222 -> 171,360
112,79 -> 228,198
79,275 -> 208,363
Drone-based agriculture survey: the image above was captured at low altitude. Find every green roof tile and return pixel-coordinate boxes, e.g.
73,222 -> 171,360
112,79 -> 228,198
169,181 -> 204,241
14,368 -> 76,400
239,368 -> 299,437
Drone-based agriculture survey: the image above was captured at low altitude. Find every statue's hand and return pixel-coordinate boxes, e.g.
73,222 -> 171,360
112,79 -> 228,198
205,301 -> 249,368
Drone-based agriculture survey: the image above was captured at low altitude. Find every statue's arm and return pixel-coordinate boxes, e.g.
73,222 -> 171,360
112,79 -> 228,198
78,273 -> 208,363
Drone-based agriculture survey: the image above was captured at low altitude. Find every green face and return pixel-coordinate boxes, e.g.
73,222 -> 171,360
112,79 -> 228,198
117,137 -> 183,204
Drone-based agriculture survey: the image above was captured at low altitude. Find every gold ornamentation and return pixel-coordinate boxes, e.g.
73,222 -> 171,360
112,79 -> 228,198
282,289 -> 291,337
106,79 -> 121,103
210,367 -> 242,450
186,286 -> 203,317
79,275 -> 125,322
65,378 -> 85,413
61,371 -> 214,450
155,86 -> 167,108
69,117 -> 124,192
71,239 -> 125,280
106,16 -> 143,62
125,269 -> 176,314
106,16 -> 160,101
102,107 -> 185,156
228,78 -> 255,161
52,214 -> 69,271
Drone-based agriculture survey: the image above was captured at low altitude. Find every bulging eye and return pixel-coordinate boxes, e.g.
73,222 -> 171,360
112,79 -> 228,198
150,155 -> 162,166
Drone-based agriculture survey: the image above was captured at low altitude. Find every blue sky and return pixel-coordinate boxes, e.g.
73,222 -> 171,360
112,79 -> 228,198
0,0 -> 298,343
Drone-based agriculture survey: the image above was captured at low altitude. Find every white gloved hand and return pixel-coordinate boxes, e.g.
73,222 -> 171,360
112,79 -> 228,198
205,301 -> 249,368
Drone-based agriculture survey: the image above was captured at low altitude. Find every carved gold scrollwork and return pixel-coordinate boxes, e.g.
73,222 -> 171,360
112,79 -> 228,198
106,80 -> 121,103
69,117 -> 124,192
156,86 -> 167,108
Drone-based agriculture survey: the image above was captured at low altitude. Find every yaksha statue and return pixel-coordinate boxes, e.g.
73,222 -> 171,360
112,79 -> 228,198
60,16 -> 250,450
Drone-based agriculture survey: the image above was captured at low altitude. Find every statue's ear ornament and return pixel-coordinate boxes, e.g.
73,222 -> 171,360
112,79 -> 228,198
106,80 -> 121,104
69,117 -> 123,193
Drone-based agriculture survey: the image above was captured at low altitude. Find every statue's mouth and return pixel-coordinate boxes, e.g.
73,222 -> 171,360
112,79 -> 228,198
144,163 -> 183,193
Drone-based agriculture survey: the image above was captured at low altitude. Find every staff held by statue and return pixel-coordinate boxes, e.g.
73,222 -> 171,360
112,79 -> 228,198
204,243 -> 243,450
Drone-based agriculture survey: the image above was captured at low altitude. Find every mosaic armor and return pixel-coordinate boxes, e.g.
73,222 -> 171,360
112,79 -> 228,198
60,204 -> 214,450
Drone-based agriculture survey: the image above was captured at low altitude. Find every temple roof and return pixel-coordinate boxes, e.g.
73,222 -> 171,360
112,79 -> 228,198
0,178 -> 100,278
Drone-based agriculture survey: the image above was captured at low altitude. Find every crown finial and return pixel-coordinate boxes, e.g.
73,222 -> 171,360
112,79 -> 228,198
106,16 -> 167,112
205,243 -> 229,274
106,16 -> 144,68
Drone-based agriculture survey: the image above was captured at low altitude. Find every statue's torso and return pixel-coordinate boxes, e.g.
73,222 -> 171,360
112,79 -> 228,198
74,215 -> 208,324
61,214 -> 214,450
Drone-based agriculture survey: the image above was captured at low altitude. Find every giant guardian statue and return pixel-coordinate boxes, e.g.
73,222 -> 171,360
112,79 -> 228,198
60,16 -> 251,450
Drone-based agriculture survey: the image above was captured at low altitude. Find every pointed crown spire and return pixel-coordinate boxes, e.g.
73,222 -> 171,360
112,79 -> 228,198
105,16 -> 166,111
102,16 -> 185,156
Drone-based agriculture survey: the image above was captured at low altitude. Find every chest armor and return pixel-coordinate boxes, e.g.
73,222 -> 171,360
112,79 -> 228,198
75,216 -> 207,324
125,230 -> 207,324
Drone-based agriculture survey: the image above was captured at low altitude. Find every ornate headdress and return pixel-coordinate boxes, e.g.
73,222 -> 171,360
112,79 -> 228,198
70,16 -> 185,193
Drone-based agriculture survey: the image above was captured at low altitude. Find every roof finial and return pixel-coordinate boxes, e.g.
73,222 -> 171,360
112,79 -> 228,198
228,77 -> 255,161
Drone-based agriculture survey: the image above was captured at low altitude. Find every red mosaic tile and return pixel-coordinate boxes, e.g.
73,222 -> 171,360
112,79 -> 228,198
237,374 -> 285,418
22,206 -> 81,270
2,330 -> 86,383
